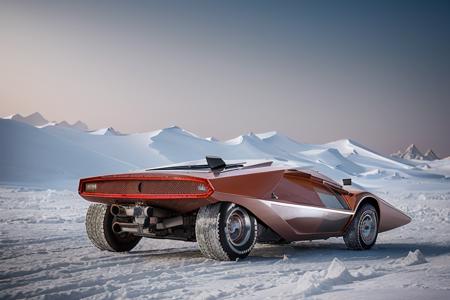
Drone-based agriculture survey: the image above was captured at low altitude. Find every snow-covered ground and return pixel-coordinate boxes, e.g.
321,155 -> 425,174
1,181 -> 449,299
1,116 -> 450,298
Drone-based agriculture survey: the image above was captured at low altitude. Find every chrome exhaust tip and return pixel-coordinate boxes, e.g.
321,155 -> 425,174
110,205 -> 121,216
112,222 -> 122,233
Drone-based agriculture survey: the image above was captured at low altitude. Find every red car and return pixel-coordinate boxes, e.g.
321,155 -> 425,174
79,157 -> 411,261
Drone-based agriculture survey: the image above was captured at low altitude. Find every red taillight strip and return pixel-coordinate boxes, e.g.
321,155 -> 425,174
79,175 -> 214,199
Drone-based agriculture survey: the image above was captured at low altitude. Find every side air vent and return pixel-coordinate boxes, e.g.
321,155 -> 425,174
342,178 -> 352,186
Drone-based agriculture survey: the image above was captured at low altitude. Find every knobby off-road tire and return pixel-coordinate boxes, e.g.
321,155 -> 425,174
85,204 -> 141,252
196,203 -> 257,261
344,203 -> 378,250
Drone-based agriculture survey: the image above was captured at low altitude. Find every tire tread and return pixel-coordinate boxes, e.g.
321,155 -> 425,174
195,203 -> 257,261
343,203 -> 378,250
85,204 -> 141,252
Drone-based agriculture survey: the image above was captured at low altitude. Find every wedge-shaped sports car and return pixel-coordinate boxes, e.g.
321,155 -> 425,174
79,157 -> 411,261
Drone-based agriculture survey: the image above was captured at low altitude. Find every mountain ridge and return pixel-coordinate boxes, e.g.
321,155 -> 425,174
1,116 -> 448,188
392,144 -> 440,161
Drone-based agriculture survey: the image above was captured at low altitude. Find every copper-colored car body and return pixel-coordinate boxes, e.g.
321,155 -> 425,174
79,160 -> 411,245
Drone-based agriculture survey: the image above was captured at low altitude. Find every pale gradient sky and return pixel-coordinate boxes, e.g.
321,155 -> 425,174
1,1 -> 449,156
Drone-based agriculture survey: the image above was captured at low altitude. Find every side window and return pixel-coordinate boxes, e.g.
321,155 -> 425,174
314,187 -> 349,210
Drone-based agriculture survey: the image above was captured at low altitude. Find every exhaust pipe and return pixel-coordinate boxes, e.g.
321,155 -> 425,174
112,221 -> 139,234
112,222 -> 122,233
110,205 -> 121,216
110,205 -> 135,217
110,204 -> 171,218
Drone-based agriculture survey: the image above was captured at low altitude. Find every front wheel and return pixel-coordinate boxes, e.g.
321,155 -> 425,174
85,204 -> 141,252
343,203 -> 378,250
196,203 -> 257,261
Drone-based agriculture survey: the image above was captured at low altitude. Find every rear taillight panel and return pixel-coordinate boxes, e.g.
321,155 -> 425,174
79,176 -> 214,199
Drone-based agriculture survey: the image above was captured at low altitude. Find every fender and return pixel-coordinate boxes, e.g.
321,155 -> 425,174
349,192 -> 411,233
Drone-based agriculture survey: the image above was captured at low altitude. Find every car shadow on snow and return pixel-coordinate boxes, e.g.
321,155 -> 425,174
127,247 -> 204,260
248,240 -> 450,263
115,240 -> 450,266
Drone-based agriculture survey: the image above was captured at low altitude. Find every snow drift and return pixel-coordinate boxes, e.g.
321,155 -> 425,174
0,117 -> 448,188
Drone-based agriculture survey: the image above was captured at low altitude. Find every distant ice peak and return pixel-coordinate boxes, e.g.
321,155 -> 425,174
2,112 -> 90,131
3,112 -> 48,127
392,144 -> 440,161
89,127 -> 122,136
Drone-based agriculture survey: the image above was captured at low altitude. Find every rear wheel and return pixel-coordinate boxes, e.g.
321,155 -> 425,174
343,203 -> 378,250
85,204 -> 141,252
196,203 -> 257,261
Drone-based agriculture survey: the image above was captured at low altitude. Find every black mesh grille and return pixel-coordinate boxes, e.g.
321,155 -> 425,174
91,180 -> 206,195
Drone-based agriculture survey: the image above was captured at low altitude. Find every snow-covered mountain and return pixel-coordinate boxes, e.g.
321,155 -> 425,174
72,120 -> 89,131
55,120 -> 90,131
393,144 -> 424,160
424,149 -> 440,161
4,112 -> 91,131
1,120 -> 448,300
89,127 -> 122,136
1,115 -> 449,188
3,112 -> 49,127
392,144 -> 440,161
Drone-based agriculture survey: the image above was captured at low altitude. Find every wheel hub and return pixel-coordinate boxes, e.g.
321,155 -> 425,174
226,207 -> 251,247
359,213 -> 377,245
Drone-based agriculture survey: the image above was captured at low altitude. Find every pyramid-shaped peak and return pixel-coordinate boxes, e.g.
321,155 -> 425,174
56,121 -> 71,127
28,112 -> 45,118
2,112 -> 49,126
89,127 -> 122,136
9,113 -> 22,118
406,144 -> 420,151
105,127 -> 121,135
73,120 -> 89,131
13,112 -> 49,126
2,113 -> 23,120
393,144 -> 425,160
164,125 -> 182,130
53,120 -> 89,131
423,149 -> 439,161
404,144 -> 423,156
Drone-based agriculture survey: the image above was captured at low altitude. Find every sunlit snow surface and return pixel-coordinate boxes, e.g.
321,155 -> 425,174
1,182 -> 450,299
1,118 -> 450,298
2,118 -> 449,189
